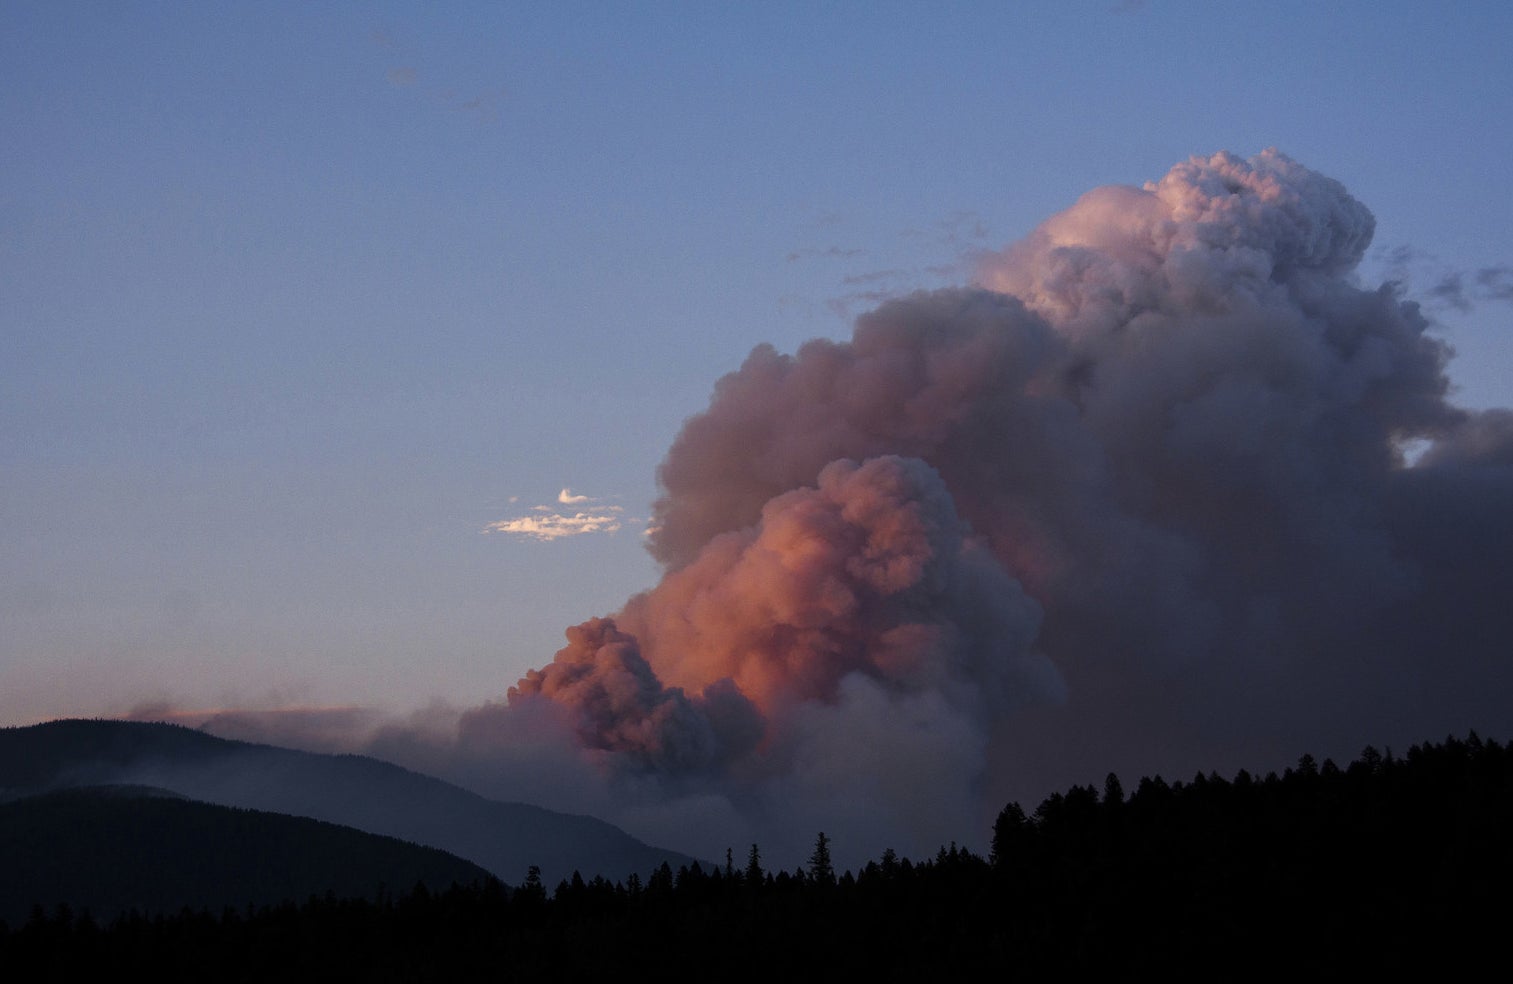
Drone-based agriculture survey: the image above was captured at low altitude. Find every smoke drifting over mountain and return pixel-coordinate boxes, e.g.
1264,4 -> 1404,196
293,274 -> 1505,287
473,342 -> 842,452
383,151 -> 1513,865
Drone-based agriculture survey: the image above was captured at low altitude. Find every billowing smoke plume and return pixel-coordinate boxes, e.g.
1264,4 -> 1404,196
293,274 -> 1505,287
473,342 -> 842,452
479,455 -> 1059,857
395,150 -> 1513,865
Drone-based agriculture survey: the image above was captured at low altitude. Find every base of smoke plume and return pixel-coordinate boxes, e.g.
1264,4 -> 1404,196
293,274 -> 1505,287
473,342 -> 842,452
411,675 -> 996,866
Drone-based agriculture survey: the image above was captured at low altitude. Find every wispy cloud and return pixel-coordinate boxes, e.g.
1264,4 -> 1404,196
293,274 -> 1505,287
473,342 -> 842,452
368,25 -> 506,124
783,209 -> 990,321
127,702 -> 389,755
901,210 -> 990,248
485,511 -> 623,541
1377,245 -> 1513,314
841,269 -> 909,286
1476,266 -> 1513,303
786,246 -> 866,263
485,489 -> 625,541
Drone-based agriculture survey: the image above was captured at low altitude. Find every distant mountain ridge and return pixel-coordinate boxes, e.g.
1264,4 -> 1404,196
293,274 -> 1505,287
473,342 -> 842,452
0,719 -> 701,887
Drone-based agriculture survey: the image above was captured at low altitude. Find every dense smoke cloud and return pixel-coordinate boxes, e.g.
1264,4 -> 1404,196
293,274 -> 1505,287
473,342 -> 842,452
510,454 -> 1057,763
391,150 -> 1513,865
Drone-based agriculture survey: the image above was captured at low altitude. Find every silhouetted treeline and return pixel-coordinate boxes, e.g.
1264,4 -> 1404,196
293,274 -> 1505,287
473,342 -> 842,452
987,732 -> 1513,968
4,733 -> 1511,978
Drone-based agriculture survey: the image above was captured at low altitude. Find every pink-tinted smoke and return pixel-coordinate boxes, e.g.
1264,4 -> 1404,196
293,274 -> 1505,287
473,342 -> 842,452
508,457 -> 1056,782
452,150 -> 1513,863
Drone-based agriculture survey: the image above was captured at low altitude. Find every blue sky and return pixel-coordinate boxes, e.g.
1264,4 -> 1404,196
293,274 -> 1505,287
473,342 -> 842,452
4,1 -> 1511,727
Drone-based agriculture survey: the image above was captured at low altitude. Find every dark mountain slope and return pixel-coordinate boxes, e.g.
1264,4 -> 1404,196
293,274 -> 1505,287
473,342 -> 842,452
7,736 -> 1512,977
0,719 -> 700,886
0,785 -> 493,926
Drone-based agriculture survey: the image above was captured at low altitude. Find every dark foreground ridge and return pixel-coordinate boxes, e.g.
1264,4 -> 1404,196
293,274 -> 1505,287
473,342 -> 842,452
0,786 -> 493,926
3,733 -> 1510,977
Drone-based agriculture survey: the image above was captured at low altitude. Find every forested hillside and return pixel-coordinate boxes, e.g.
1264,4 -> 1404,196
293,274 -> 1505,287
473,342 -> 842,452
3,734 -> 1509,976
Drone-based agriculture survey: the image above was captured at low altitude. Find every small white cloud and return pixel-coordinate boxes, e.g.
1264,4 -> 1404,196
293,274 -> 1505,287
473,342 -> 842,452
486,490 -> 624,541
484,511 -> 623,541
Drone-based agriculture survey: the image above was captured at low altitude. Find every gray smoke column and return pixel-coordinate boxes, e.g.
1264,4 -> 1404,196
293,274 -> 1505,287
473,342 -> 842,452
481,150 -> 1513,862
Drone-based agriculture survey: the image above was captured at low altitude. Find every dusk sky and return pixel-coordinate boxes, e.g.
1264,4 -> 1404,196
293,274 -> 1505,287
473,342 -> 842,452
5,2 -> 1513,859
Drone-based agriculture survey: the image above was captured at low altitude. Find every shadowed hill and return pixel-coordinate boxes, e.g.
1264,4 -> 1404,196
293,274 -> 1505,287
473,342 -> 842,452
0,719 -> 701,886
0,785 -> 493,926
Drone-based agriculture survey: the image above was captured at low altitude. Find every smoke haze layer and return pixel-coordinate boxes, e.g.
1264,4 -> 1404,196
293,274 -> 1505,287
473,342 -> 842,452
371,151 -> 1513,867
